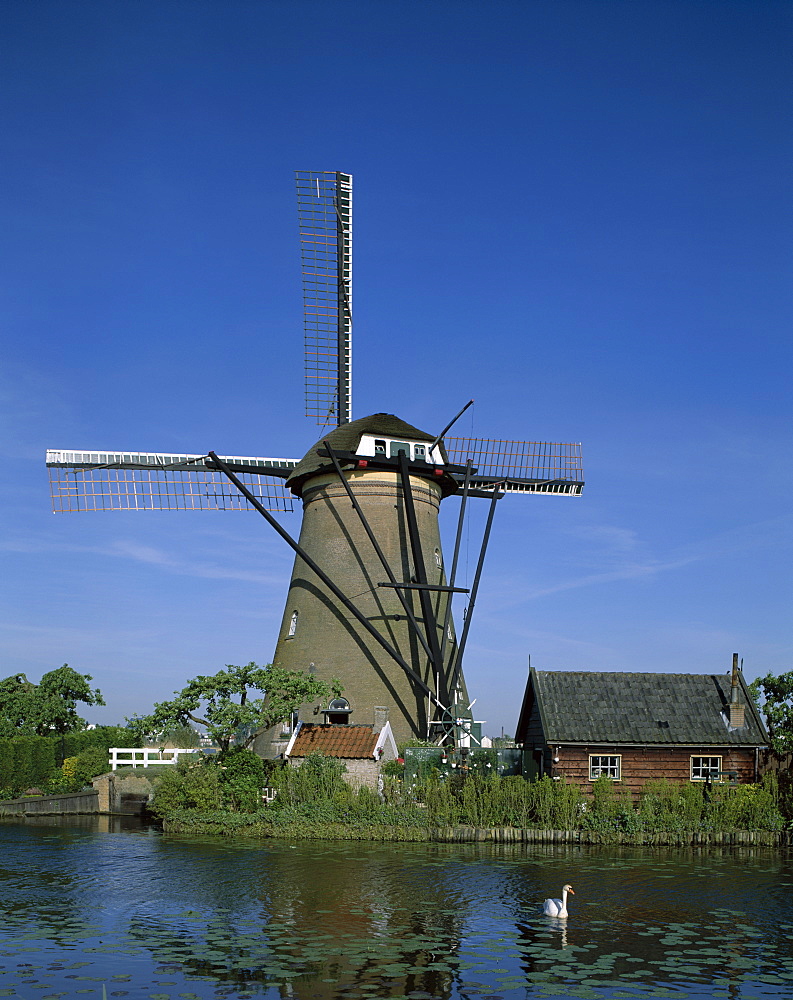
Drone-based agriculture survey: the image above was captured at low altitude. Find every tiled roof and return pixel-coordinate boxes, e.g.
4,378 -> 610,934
288,724 -> 379,759
525,670 -> 768,746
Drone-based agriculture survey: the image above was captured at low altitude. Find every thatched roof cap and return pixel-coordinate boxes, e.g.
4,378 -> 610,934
286,413 -> 451,496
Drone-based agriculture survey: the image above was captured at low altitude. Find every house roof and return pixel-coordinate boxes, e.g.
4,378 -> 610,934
286,723 -> 380,759
516,669 -> 768,747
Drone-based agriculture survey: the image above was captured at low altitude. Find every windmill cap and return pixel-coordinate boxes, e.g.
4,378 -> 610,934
286,412 -> 451,496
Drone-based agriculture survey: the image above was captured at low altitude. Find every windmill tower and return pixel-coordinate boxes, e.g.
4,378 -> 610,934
46,171 -> 584,752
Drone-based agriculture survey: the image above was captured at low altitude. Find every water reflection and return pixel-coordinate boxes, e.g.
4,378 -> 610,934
0,817 -> 792,999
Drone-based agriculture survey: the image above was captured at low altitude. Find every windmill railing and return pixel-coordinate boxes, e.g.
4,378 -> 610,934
464,477 -> 584,496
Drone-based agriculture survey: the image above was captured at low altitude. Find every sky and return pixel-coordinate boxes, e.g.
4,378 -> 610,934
1,0 -> 790,736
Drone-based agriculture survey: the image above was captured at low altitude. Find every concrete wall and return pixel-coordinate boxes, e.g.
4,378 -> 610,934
92,772 -> 156,814
0,790 -> 98,815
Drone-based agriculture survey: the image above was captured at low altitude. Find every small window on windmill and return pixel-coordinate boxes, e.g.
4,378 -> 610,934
447,623 -> 454,642
287,610 -> 298,637
374,440 -> 386,456
390,441 -> 410,458
414,444 -> 426,460
434,548 -> 442,569
323,697 -> 352,725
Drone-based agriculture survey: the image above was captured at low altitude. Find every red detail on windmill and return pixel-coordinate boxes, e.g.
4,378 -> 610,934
357,460 -> 368,468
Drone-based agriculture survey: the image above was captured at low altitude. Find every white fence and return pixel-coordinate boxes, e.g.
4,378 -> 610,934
109,747 -> 200,771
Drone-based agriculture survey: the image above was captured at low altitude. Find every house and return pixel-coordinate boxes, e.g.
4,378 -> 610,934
283,721 -> 398,790
515,664 -> 768,797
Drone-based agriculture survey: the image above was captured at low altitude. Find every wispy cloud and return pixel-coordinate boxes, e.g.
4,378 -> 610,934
1,532 -> 289,586
480,512 -> 793,607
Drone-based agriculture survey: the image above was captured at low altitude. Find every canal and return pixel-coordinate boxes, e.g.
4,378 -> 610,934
1,815 -> 792,999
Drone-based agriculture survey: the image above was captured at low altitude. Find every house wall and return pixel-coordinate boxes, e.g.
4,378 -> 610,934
550,744 -> 758,798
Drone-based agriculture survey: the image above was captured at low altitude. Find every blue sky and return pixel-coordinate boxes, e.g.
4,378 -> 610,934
1,0 -> 790,736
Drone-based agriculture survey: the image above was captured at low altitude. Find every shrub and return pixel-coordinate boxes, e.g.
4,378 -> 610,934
150,758 -> 223,815
270,753 -> 350,807
216,747 -> 267,813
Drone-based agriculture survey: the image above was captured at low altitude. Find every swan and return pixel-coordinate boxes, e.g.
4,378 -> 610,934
542,884 -> 575,918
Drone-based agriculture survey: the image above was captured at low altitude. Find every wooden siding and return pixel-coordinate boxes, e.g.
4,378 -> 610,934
550,744 -> 757,799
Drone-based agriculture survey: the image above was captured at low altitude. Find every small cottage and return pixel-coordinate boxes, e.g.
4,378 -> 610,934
515,664 -> 768,797
283,721 -> 398,790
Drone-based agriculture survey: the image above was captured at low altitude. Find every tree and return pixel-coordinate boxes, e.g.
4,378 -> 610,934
0,665 -> 105,737
749,671 -> 793,756
127,662 -> 340,753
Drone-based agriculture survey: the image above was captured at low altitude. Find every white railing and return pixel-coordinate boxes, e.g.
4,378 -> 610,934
109,747 -> 201,771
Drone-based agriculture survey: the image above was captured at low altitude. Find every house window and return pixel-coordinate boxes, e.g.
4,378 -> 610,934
589,755 -> 621,780
281,711 -> 298,736
691,756 -> 722,781
287,611 -> 298,637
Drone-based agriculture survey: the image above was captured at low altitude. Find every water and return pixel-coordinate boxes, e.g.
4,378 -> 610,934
1,816 -> 792,1000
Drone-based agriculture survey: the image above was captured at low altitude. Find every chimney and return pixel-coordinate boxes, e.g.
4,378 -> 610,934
373,706 -> 389,734
729,652 -> 745,729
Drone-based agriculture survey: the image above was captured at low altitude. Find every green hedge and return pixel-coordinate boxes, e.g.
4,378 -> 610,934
0,726 -> 130,797
0,736 -> 57,794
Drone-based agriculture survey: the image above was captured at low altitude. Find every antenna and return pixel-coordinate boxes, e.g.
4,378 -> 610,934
296,170 -> 353,426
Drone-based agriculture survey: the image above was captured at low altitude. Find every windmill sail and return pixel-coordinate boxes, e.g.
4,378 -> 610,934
444,437 -> 583,495
46,450 -> 295,513
296,170 -> 352,427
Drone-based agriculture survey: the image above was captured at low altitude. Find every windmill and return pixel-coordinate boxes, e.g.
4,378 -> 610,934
46,170 -> 584,752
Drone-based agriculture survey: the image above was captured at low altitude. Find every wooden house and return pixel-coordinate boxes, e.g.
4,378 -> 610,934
515,666 -> 768,797
283,721 -> 398,791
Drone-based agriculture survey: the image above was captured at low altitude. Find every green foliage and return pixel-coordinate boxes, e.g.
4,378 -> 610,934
150,747 -> 271,816
270,752 -> 350,807
57,726 -> 130,766
750,671 -> 793,755
0,735 -> 57,795
761,770 -> 793,826
380,757 -> 404,778
151,758 -> 222,815
216,747 -> 267,812
0,666 -> 104,737
127,661 -> 340,753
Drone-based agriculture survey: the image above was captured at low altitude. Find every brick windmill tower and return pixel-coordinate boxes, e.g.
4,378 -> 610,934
46,171 -> 584,752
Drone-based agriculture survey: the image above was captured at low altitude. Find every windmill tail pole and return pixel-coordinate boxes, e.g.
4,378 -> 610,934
429,399 -> 474,454
207,452 -> 442,707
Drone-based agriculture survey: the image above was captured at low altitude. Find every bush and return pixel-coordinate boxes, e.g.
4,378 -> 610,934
216,747 -> 267,812
270,753 -> 350,807
150,758 -> 223,815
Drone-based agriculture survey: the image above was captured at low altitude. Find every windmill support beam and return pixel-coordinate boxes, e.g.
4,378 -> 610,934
448,483 -> 502,699
397,452 -> 449,708
208,452 -> 442,707
438,460 -> 473,674
322,441 -> 436,665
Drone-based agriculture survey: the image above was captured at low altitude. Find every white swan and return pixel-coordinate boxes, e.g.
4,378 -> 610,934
542,883 -> 575,918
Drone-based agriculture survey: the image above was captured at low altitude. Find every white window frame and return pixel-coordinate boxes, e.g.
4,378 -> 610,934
589,754 -> 621,780
690,755 -> 722,781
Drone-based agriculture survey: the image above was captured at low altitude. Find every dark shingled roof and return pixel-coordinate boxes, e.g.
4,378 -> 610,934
522,670 -> 768,746
287,723 -> 379,759
286,412 -> 451,496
